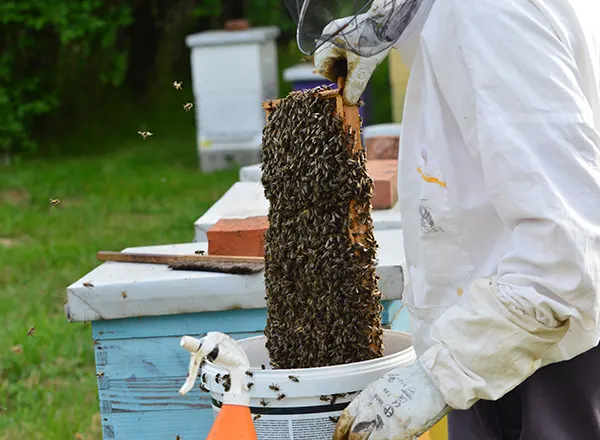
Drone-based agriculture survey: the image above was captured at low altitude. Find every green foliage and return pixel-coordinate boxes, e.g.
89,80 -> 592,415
0,0 -> 133,155
193,0 -> 296,34
245,0 -> 296,33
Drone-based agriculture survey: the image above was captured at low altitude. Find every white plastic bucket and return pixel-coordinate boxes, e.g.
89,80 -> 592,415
202,330 -> 416,440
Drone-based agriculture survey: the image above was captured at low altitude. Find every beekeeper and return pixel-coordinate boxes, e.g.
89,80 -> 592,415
287,0 -> 600,438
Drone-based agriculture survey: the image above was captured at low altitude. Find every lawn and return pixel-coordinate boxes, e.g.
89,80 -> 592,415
0,124 -> 239,439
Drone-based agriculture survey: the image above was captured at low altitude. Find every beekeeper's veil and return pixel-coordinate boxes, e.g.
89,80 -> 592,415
286,0 -> 426,57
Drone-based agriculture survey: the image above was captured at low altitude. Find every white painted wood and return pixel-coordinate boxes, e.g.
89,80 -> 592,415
194,181 -> 401,242
239,163 -> 262,182
185,27 -> 280,172
185,28 -> 280,47
65,230 -> 406,322
363,123 -> 403,139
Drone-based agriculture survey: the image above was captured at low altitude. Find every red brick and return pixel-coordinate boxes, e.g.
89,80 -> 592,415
207,216 -> 269,257
365,136 -> 400,160
367,160 -> 398,210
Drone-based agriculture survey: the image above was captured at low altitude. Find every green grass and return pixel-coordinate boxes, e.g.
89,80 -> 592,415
0,120 -> 238,438
0,42 -> 392,440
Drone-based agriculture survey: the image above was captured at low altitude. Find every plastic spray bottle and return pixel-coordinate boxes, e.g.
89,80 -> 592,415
179,332 -> 257,440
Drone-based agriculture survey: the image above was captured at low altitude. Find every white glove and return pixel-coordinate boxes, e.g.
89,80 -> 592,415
333,360 -> 451,440
314,16 -> 391,106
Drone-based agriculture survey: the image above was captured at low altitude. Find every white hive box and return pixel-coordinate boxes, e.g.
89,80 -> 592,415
185,27 -> 280,172
194,181 -> 402,242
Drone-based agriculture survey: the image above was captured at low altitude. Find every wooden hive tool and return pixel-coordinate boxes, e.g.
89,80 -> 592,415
96,251 -> 265,275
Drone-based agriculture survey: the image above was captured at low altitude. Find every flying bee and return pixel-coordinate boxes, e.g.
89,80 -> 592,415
183,102 -> 193,111
320,395 -> 331,403
49,198 -> 60,207
27,327 -> 36,337
173,81 -> 182,90
137,131 -> 153,139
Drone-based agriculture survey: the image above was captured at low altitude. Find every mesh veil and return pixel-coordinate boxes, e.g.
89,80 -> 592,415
286,0 -> 423,57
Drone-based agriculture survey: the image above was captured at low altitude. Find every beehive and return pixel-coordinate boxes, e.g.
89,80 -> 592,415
260,85 -> 384,369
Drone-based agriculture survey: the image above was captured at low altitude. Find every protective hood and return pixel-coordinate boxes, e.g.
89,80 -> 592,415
286,0 -> 428,57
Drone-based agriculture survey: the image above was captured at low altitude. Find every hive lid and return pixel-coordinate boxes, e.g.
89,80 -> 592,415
283,63 -> 327,82
64,230 -> 406,323
362,123 -> 403,139
185,26 -> 280,48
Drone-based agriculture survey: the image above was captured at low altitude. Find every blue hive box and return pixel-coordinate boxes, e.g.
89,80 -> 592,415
65,230 -> 410,439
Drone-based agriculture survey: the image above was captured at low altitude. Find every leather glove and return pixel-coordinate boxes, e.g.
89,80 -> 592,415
314,16 -> 391,106
333,360 -> 451,440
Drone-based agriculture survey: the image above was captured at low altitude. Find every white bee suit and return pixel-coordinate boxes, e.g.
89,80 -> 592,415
395,0 -> 600,410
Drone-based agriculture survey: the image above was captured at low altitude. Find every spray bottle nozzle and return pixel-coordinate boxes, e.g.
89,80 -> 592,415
178,332 -> 251,402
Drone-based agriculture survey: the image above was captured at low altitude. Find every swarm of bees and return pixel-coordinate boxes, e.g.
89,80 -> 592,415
261,87 -> 384,369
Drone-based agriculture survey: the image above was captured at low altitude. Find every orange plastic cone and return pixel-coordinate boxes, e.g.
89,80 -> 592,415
207,403 -> 258,440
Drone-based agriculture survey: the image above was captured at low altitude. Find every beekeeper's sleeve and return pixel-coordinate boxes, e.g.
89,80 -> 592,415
419,1 -> 600,410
